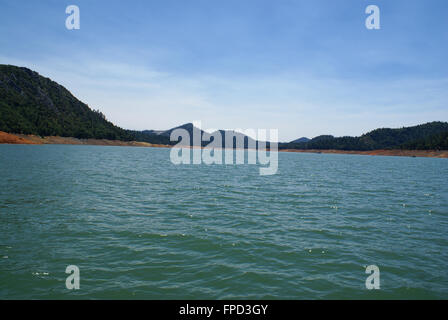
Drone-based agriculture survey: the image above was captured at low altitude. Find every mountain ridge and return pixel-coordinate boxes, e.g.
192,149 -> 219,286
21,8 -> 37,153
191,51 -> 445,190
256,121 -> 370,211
1,64 -> 447,150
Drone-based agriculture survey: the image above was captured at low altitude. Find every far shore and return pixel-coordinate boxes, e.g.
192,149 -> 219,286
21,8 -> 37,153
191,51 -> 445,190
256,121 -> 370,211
1,131 -> 447,158
280,148 -> 448,159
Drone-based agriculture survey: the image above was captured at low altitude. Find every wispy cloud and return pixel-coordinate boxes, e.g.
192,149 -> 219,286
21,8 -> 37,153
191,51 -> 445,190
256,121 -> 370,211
2,53 -> 447,141
1,0 -> 447,140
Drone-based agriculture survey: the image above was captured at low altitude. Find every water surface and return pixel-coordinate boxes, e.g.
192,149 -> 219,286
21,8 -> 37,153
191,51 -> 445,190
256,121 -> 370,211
0,145 -> 447,299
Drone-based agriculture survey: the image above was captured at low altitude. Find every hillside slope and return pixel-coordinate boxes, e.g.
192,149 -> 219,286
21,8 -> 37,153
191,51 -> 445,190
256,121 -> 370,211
2,65 -> 447,151
0,64 -> 138,140
281,122 -> 448,151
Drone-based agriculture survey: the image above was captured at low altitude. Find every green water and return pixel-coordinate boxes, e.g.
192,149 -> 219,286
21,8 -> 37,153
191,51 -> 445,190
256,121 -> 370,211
0,144 -> 447,299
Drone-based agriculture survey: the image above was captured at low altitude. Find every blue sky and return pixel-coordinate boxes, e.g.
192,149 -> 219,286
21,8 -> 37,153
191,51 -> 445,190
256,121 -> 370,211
1,0 -> 447,141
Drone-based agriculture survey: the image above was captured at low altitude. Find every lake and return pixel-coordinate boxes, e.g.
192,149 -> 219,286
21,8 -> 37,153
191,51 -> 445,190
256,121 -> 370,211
0,144 -> 447,299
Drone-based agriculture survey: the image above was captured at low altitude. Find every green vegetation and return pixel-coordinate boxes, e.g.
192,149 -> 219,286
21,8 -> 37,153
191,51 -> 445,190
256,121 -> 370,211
402,130 -> 448,150
1,64 -> 447,150
0,65 -> 129,139
0,64 -> 167,144
125,130 -> 172,145
280,122 -> 448,151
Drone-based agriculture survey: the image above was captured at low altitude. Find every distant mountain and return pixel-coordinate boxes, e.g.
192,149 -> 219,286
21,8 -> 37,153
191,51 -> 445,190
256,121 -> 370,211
142,123 -> 200,138
137,123 -> 211,146
1,64 -> 447,150
290,137 -> 310,143
0,64 -> 259,146
281,122 -> 448,151
143,123 -> 261,149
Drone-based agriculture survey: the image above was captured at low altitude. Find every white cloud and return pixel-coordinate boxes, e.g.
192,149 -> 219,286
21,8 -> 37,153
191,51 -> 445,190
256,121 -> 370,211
1,55 -> 447,141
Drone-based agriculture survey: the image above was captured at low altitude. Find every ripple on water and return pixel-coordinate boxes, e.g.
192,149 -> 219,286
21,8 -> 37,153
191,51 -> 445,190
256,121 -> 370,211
0,145 -> 447,299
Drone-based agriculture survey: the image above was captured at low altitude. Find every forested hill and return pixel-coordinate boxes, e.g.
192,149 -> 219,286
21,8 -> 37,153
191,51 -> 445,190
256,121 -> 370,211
0,64 -> 129,139
0,64 -> 169,144
280,122 -> 448,151
1,64 -> 447,150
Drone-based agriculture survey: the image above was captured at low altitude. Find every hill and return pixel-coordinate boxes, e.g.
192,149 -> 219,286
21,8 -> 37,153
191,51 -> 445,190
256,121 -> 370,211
1,64 -> 447,151
0,64 -> 168,144
0,65 -> 256,147
281,122 -> 448,151
290,137 -> 310,143
137,122 -> 261,149
0,64 -> 133,140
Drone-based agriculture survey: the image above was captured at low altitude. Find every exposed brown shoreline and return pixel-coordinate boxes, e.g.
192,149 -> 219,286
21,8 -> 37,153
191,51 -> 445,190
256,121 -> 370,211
0,131 -> 169,148
1,131 -> 447,158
